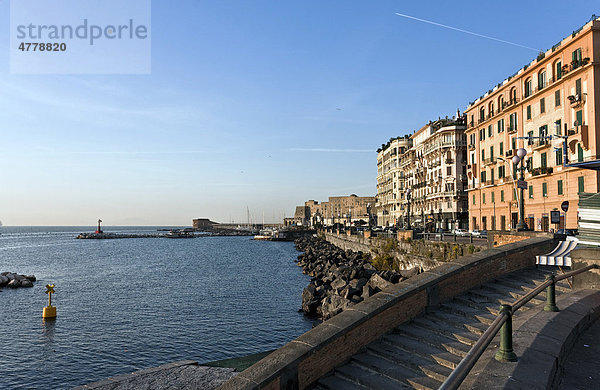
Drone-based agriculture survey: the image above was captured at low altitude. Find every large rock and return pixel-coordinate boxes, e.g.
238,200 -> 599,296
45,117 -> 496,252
7,279 -> 20,288
20,279 -> 33,288
321,295 -> 352,320
301,284 -> 319,316
0,275 -> 8,287
399,267 -> 419,279
369,274 -> 392,291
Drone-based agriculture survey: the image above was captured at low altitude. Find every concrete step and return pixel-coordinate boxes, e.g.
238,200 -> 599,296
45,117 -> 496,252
366,341 -> 452,383
387,330 -> 471,358
426,310 -> 489,336
335,362 -> 407,389
430,351 -> 463,370
403,318 -> 480,347
480,283 -> 547,304
474,311 -> 497,326
317,373 -> 367,390
351,351 -> 422,388
451,295 -> 499,315
406,375 -> 443,390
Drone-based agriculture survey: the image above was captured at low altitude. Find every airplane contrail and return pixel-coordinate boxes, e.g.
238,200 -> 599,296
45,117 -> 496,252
395,12 -> 541,52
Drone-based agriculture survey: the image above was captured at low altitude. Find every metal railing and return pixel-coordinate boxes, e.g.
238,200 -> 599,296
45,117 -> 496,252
439,263 -> 600,390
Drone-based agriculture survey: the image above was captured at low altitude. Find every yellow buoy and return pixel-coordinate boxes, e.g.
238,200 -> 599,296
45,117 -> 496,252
43,284 -> 57,319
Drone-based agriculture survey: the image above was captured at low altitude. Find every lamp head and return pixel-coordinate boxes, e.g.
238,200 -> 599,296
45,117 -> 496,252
512,155 -> 520,165
517,148 -> 527,159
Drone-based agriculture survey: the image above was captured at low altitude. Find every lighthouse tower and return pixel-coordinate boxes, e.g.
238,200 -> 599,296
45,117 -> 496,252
95,219 -> 103,234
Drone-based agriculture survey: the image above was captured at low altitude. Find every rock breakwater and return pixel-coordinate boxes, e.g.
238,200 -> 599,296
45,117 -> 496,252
295,237 -> 418,320
0,272 -> 36,289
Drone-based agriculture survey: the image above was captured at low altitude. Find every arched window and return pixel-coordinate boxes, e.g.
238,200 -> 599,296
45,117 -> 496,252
524,78 -> 532,97
554,60 -> 562,81
479,107 -> 485,122
510,87 -> 517,103
498,95 -> 505,110
489,101 -> 495,116
538,71 -> 547,90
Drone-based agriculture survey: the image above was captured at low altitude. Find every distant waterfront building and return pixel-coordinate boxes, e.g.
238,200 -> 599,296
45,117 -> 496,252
376,116 -> 469,230
464,16 -> 600,232
192,218 -> 216,230
285,195 -> 376,227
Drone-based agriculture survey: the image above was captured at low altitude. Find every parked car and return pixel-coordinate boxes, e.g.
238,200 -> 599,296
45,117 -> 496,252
454,228 -> 469,236
556,229 -> 576,236
471,229 -> 487,238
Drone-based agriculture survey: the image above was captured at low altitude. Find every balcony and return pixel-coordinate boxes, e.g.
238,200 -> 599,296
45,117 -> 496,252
531,167 -> 554,177
508,126 -> 517,134
445,158 -> 454,164
468,144 -> 476,150
505,149 -> 515,158
483,158 -> 496,166
568,125 -> 589,153
533,140 -> 551,150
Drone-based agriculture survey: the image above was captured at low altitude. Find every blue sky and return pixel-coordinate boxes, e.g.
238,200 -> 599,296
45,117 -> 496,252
0,0 -> 598,225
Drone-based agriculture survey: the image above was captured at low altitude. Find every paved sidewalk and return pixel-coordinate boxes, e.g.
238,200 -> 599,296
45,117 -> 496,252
73,361 -> 237,390
557,316 -> 600,389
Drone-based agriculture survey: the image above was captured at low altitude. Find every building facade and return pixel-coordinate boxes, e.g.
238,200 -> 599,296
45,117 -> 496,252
464,17 -> 600,232
286,195 -> 376,227
376,117 -> 469,230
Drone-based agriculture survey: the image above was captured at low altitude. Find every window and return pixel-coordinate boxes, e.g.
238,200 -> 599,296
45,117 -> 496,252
576,78 -> 582,96
510,88 -> 517,103
481,170 -> 487,183
555,90 -> 561,107
501,190 -> 505,202
473,194 -> 476,205
556,148 -> 563,166
490,146 -> 494,161
526,157 -> 533,171
479,107 -> 485,122
499,142 -> 504,156
512,137 -> 516,151
576,110 -> 583,126
509,112 -> 518,131
578,176 -> 584,193
497,119 -> 504,133
538,71 -> 546,89
529,185 -> 533,198
499,165 -> 505,178
491,192 -> 495,204
480,128 -> 485,141
541,152 -> 547,169
558,180 -> 563,195
483,193 -> 486,204
527,131 -> 534,145
488,125 -> 493,137
556,119 -> 562,136
540,98 -> 545,113
471,153 -> 475,164
556,61 -> 562,80
491,168 -> 494,184
578,143 -> 584,162
525,78 -> 532,97
482,149 -> 485,161
572,48 -> 582,67
542,183 -> 548,197
527,105 -> 532,120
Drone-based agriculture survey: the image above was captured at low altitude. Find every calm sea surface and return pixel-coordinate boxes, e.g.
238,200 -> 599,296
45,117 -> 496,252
0,226 -> 314,389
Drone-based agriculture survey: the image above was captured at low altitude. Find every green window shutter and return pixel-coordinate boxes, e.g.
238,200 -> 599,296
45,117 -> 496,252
499,142 -> 504,155
576,79 -> 581,96
542,183 -> 547,197
541,153 -> 547,169
578,176 -> 584,193
529,185 -> 533,198
556,149 -> 563,165
555,90 -> 560,106
557,61 -> 562,78
578,143 -> 584,162
501,190 -> 504,202
558,180 -> 563,195
473,194 -> 475,205
490,146 -> 494,160
483,193 -> 486,204
540,98 -> 545,113
497,120 -> 502,133
527,105 -> 531,119
576,110 -> 583,126
556,119 -> 562,135
492,192 -> 495,203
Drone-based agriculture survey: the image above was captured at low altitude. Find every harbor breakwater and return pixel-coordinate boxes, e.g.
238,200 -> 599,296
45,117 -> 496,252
0,272 -> 36,289
295,237 -> 419,320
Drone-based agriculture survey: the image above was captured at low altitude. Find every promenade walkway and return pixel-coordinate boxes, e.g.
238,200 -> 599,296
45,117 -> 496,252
557,316 -> 600,389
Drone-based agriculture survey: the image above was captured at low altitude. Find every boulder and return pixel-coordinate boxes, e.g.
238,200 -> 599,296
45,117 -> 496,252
369,274 -> 392,291
399,267 -> 419,279
321,295 -> 352,320
20,279 -> 33,288
0,275 -> 8,287
362,284 -> 377,298
7,279 -> 20,288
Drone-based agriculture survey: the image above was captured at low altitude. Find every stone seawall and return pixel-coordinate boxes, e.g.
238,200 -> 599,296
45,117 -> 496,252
217,236 -> 557,390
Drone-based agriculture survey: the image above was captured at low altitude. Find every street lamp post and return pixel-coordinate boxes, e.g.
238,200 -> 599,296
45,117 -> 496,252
512,148 -> 529,231
406,188 -> 412,230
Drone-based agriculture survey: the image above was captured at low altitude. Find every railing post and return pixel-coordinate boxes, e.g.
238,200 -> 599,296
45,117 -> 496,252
495,304 -> 518,362
544,274 -> 559,312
